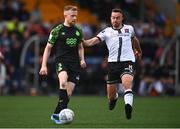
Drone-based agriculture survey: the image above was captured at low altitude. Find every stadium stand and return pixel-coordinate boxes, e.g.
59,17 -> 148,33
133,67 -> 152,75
0,0 -> 178,96
20,0 -> 99,25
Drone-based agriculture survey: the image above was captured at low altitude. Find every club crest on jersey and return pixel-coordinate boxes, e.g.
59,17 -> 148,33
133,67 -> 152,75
76,31 -> 80,36
125,29 -> 129,33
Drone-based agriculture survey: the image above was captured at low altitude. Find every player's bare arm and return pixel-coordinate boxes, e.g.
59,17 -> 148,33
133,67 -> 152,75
39,43 -> 53,75
83,37 -> 100,46
132,36 -> 142,60
78,43 -> 86,68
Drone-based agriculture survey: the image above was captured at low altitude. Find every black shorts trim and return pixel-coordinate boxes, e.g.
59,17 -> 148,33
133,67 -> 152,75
107,80 -> 119,84
120,72 -> 134,78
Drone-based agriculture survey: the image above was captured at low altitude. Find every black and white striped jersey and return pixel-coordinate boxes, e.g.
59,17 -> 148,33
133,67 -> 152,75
97,24 -> 136,62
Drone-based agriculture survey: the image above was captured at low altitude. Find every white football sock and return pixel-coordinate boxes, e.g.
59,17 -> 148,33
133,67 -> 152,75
124,89 -> 133,106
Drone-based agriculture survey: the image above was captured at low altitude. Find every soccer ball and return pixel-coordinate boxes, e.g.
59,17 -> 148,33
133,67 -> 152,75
59,108 -> 75,124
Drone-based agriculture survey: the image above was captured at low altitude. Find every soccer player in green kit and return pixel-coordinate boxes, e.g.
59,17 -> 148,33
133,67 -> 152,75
39,5 -> 86,124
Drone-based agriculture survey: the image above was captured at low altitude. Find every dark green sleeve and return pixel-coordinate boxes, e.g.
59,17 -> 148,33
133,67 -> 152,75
48,24 -> 63,45
75,25 -> 83,41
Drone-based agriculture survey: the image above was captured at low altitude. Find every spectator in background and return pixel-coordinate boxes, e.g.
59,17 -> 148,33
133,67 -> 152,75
0,52 -> 6,95
81,23 -> 93,39
30,2 -> 42,23
8,33 -> 22,94
0,0 -> 4,21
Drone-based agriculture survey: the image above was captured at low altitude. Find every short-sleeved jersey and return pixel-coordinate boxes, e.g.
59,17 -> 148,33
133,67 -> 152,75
48,24 -> 83,63
97,24 -> 136,62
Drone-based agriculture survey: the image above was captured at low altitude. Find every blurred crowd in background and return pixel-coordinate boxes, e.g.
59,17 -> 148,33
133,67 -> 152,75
0,0 -> 177,96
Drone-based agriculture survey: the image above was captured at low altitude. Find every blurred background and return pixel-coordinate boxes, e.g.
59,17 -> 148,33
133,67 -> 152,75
0,0 -> 179,97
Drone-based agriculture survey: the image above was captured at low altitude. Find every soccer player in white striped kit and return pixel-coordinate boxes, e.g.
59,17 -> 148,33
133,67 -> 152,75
83,8 -> 142,119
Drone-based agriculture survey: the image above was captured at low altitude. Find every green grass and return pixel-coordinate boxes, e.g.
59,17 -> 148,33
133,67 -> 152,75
0,96 -> 180,128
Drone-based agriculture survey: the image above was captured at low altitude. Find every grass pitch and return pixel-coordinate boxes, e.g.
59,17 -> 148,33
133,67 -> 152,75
0,96 -> 180,128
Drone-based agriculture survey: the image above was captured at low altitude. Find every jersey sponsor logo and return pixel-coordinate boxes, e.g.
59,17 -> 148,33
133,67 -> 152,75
118,33 -> 130,37
110,31 -> 130,37
66,38 -> 77,47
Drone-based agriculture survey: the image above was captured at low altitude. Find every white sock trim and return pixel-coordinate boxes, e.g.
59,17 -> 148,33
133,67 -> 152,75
125,89 -> 132,93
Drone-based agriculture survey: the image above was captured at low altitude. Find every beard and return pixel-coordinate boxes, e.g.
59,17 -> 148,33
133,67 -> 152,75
113,23 -> 119,28
69,20 -> 76,26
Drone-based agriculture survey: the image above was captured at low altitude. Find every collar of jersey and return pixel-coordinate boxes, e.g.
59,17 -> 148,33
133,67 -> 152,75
111,24 -> 124,31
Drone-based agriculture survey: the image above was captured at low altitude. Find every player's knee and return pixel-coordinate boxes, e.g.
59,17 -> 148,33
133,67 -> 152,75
122,80 -> 132,89
122,78 -> 133,88
122,81 -> 131,86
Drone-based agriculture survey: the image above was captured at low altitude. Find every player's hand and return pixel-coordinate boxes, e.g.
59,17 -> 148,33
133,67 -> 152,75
39,66 -> 48,75
80,60 -> 86,68
134,50 -> 142,61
